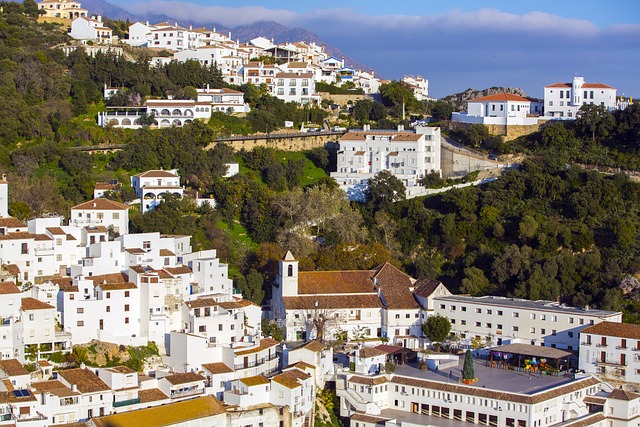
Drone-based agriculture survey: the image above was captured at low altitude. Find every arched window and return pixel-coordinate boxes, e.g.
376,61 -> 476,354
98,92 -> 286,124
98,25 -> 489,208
287,264 -> 293,277
121,118 -> 132,126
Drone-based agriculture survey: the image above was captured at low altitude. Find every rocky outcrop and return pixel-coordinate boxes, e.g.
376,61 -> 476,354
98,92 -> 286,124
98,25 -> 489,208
443,87 -> 528,111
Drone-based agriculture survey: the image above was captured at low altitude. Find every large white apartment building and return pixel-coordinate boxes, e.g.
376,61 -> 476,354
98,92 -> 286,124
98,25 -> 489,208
330,126 -> 442,200
433,295 -> 622,351
273,72 -> 320,105
336,361 -> 628,427
544,76 -> 617,119
579,321 -> 640,385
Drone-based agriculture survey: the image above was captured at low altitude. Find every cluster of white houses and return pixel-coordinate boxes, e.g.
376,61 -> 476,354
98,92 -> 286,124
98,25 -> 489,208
1,169 -> 640,426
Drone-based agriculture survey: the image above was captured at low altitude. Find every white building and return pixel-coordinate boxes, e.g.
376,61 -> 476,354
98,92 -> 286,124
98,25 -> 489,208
544,76 -> 617,119
337,362 -> 609,427
69,16 -> 113,44
402,75 -> 430,101
98,99 -> 212,129
579,321 -> 640,384
271,252 -> 447,347
452,93 -> 541,126
37,0 -> 87,20
273,72 -> 320,105
434,295 -> 622,351
330,126 -> 442,201
69,198 -> 129,236
22,297 -> 71,361
131,169 -> 184,214
0,175 -> 8,218
196,86 -> 250,113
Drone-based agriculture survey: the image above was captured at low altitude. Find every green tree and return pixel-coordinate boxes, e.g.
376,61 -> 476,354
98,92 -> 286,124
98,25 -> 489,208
421,314 -> 451,344
462,350 -> 475,380
430,100 -> 455,121
576,104 -> 615,142
365,170 -> 406,212
235,269 -> 265,304
460,267 -> 491,296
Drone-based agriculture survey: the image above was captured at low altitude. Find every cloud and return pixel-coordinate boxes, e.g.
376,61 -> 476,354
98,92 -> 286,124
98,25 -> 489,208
119,1 -> 640,97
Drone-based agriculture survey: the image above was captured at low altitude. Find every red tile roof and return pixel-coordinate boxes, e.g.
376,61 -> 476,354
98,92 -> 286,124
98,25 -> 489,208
272,368 -> 310,389
21,297 -> 54,311
580,321 -> 640,339
163,372 -> 205,385
298,270 -> 374,294
470,93 -> 531,103
201,362 -> 233,374
0,281 -> 20,294
284,294 -> 381,310
545,82 -> 571,88
582,83 -> 615,89
134,170 -> 179,178
0,218 -> 25,228
0,359 -> 29,376
57,368 -> 111,393
72,198 -> 129,211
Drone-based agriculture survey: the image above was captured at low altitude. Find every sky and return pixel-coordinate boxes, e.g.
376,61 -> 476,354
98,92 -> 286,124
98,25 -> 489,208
110,0 -> 640,98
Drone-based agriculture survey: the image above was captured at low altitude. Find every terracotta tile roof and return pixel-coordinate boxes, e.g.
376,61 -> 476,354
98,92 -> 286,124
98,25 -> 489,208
46,227 -> 66,235
470,93 -> 531,103
218,301 -> 246,310
580,321 -> 640,339
201,362 -> 233,374
373,263 -> 419,309
412,278 -> 443,298
31,380 -> 78,397
36,360 -> 52,367
34,234 -> 52,241
58,368 -> 111,393
0,218 -> 25,228
583,395 -> 607,404
545,82 -> 571,88
4,264 -> 20,276
92,395 -> 226,427
99,282 -> 137,291
0,389 -> 36,403
582,83 -> 615,89
134,169 -> 179,178
286,361 -> 315,370
159,249 -> 175,256
125,248 -> 145,254
240,375 -> 269,387
234,338 -> 280,356
0,232 -> 38,241
71,198 -> 129,211
185,298 -> 217,309
560,413 -> 605,427
349,375 -> 388,385
391,375 -> 600,405
53,277 -> 77,292
284,294 -> 381,310
21,297 -> 54,311
351,412 -> 391,423
358,347 -> 387,358
88,273 -> 129,285
164,266 -> 192,275
275,72 -> 314,78
85,226 -> 108,233
138,388 -> 169,403
108,366 -> 136,374
0,359 -> 29,376
608,389 -> 640,401
303,340 -> 325,352
272,369 -> 310,389
163,372 -> 205,385
374,344 -> 403,354
341,131 -> 423,141
0,281 -> 20,294
298,270 -> 374,294
354,151 -> 366,155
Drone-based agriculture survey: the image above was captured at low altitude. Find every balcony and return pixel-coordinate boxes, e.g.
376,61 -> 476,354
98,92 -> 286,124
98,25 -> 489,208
170,388 -> 204,399
581,341 -> 592,346
234,354 -> 278,370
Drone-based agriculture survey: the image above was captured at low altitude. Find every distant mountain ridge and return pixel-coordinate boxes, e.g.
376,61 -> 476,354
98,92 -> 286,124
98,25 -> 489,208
80,0 -> 370,72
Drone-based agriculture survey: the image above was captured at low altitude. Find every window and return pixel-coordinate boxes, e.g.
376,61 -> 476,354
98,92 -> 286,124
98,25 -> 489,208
486,309 -> 492,315
568,332 -> 574,338
56,254 -> 62,262
461,306 -> 467,312
475,322 -> 481,327
569,317 -> 574,324
395,314 -> 400,319
497,324 -> 502,330
106,292 -> 110,299
77,321 -> 84,327
530,327 -> 535,333
439,304 -> 445,309
199,326 -> 206,332
549,101 -> 553,106
512,326 -> 519,332
124,317 -> 129,324
541,328 -> 545,334
21,243 -> 28,254
497,310 -> 503,316
112,213 -> 119,219
530,313 -> 536,320
461,320 -> 466,325
219,325 -> 223,331
124,305 -> 130,312
552,330 -> 557,336
513,312 -> 519,318
541,314 -> 546,320
125,291 -> 130,298
106,306 -> 110,312
143,241 -> 151,250
476,308 -> 481,314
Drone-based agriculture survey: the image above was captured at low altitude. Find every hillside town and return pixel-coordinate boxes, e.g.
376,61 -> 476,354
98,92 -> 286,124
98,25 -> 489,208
0,1 -> 638,427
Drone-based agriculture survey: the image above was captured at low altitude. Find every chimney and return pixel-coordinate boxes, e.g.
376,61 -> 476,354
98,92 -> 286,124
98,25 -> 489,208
92,203 -> 96,207
189,24 -> 192,30
97,15 -> 101,22
371,68 -> 375,77
71,384 -> 78,392
1,174 -> 6,181
397,125 -> 404,131
228,31 -> 232,39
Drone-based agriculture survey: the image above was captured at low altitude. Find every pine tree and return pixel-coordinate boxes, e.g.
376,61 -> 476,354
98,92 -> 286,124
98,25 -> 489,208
462,350 -> 475,380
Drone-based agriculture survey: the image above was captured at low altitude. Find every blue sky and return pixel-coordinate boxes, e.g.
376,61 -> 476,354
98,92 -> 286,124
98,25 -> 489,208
113,0 -> 640,98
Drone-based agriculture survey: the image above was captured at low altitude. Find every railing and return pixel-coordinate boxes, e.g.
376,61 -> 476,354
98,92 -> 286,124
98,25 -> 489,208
234,354 -> 278,370
171,388 -> 204,399
14,412 -> 47,422
113,397 -> 141,407
581,341 -> 592,346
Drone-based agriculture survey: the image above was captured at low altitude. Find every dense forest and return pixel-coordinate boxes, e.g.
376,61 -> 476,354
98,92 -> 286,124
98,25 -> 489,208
1,3 -> 640,320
